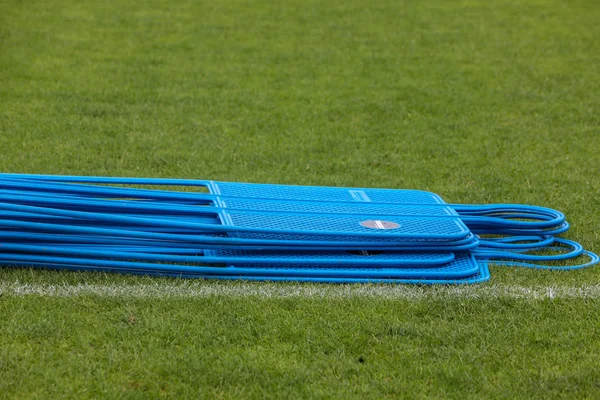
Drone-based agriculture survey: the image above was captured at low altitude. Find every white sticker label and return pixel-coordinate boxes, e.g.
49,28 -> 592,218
360,220 -> 400,230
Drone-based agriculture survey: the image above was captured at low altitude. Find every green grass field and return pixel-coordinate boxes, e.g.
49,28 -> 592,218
1,0 -> 600,398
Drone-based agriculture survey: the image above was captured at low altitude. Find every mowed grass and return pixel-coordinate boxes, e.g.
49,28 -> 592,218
1,0 -> 600,398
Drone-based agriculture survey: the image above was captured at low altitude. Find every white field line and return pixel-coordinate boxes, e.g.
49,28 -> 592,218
1,281 -> 600,300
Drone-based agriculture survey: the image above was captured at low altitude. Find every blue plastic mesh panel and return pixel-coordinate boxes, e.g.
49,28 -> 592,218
454,260 -> 490,284
212,182 -> 445,204
219,198 -> 455,216
223,254 -> 479,279
230,231 -> 479,245
224,211 -> 469,239
210,249 -> 454,264
5,258 -> 490,283
217,261 -> 491,284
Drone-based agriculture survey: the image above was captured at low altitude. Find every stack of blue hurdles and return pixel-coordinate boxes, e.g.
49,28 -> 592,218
0,173 -> 597,284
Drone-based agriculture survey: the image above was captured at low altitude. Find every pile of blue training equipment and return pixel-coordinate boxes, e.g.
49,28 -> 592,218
0,173 -> 597,284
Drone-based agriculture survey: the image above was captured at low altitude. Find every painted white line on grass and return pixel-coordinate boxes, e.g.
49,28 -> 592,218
2,281 -> 600,299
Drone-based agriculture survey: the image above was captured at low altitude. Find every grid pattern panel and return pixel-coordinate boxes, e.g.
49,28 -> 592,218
226,211 -> 468,238
214,182 -> 444,204
232,231 -> 478,244
212,249 -> 454,261
223,254 -> 479,279
220,198 -> 454,216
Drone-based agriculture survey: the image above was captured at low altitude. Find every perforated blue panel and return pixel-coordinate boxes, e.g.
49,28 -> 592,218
218,198 -> 456,216
207,249 -> 455,266
229,231 -> 479,247
221,253 -> 480,279
212,182 -> 445,204
205,260 -> 491,284
1,258 -> 490,283
222,211 -> 470,239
